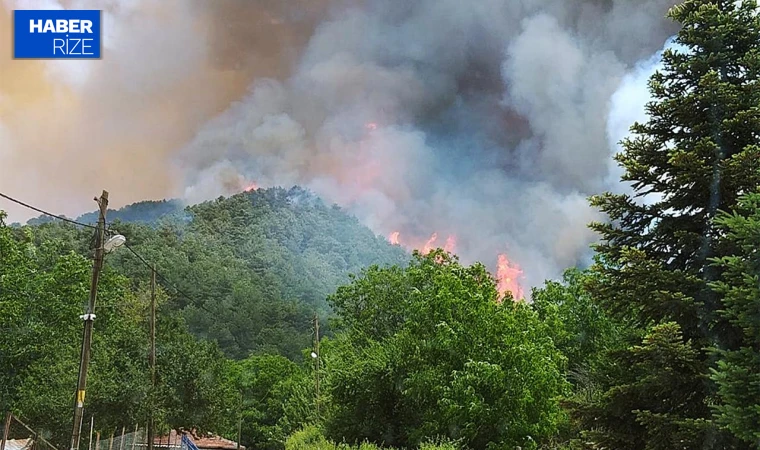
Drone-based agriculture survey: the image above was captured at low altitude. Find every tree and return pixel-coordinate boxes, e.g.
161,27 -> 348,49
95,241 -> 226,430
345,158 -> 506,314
709,192 -> 760,444
0,214 -> 150,448
581,0 -> 760,447
24,186 -> 407,360
0,212 -> 238,446
228,354 -> 314,450
324,250 -> 568,449
531,268 -> 623,374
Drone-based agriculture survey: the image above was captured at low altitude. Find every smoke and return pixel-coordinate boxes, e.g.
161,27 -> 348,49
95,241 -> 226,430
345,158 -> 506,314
177,0 -> 680,289
0,0 -> 330,218
1,0 -> 682,290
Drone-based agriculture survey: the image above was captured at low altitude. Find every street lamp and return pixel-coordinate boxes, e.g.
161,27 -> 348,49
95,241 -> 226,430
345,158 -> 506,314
103,234 -> 126,253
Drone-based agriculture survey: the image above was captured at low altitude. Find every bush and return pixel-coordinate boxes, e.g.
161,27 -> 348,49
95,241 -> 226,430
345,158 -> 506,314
285,426 -> 460,450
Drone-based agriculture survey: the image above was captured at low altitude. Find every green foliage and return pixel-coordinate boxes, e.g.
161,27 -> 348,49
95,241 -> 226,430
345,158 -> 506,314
229,354 -> 315,450
75,200 -> 186,225
579,0 -> 760,447
24,187 -> 406,360
567,322 -> 711,450
530,269 -> 630,448
0,213 -> 236,447
324,250 -> 568,450
284,426 -> 459,450
286,426 -> 338,450
530,268 -> 624,374
709,192 -> 760,444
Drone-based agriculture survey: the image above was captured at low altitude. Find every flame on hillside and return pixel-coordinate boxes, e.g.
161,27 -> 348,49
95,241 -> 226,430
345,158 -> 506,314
496,254 -> 525,302
388,231 -> 525,301
390,231 -> 457,255
244,182 -> 258,192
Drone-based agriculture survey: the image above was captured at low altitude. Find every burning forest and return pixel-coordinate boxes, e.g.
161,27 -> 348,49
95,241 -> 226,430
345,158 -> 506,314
0,0 -> 681,294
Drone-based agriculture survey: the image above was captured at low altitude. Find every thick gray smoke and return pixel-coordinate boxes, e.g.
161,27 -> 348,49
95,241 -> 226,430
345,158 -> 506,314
177,0 -> 679,290
0,0 -> 679,292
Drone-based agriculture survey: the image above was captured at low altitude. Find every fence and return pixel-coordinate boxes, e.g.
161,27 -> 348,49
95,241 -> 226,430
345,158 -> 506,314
1,414 -> 182,450
87,425 -> 181,450
1,412 -> 58,450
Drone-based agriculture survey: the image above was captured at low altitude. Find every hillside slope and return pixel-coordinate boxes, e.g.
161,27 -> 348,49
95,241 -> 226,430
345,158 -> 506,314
26,186 -> 407,359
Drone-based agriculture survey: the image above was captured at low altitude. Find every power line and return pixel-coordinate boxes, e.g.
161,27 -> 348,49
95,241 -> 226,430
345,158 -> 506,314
124,243 -> 213,315
0,191 -> 98,229
0,190 -> 211,315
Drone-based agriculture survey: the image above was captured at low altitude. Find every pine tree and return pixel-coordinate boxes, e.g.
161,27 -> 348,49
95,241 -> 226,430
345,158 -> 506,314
710,192 -> 760,445
578,0 -> 760,447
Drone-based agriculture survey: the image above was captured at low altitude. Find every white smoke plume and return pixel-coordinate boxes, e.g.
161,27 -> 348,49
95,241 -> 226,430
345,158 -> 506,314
1,0 -> 682,290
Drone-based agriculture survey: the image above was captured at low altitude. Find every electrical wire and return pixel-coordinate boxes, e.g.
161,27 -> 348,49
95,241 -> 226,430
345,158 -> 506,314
0,190 -> 211,314
0,191 -> 98,229
124,243 -> 214,314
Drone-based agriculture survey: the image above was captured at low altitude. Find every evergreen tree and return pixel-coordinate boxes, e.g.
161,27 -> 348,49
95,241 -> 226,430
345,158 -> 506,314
579,0 -> 760,447
709,192 -> 760,445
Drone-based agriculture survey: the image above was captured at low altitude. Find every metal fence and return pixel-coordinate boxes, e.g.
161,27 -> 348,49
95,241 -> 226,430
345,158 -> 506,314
1,414 -> 182,450
87,425 -> 181,450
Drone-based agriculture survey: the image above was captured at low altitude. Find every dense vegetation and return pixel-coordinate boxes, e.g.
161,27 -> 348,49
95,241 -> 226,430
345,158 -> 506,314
2,1 -> 760,449
22,187 -> 407,360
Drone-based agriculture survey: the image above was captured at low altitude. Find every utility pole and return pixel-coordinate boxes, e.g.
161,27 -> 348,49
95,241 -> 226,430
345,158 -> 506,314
70,191 -> 109,450
314,314 -> 320,420
147,265 -> 156,450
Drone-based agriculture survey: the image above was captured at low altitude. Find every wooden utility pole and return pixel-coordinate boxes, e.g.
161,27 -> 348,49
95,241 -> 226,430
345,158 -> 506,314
147,266 -> 156,450
71,191 -> 109,450
314,315 -> 320,420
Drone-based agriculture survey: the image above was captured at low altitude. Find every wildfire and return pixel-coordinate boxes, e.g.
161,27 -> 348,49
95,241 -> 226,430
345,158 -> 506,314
387,231 -> 525,302
496,254 -> 524,302
444,235 -> 457,253
365,122 -> 378,131
244,182 -> 258,192
422,232 -> 439,254
389,231 -> 457,255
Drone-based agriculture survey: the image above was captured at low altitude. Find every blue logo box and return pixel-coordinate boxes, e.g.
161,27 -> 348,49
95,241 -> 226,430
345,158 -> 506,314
13,9 -> 101,59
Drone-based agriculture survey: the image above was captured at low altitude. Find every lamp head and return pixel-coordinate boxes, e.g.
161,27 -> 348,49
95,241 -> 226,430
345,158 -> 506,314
104,234 -> 126,253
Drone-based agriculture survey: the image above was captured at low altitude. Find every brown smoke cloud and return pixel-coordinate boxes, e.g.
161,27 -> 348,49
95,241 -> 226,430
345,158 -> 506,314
0,0 -> 327,219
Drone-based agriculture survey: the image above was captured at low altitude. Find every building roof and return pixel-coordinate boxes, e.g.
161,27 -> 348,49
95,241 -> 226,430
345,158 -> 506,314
2,438 -> 33,450
191,434 -> 242,450
153,429 -> 243,450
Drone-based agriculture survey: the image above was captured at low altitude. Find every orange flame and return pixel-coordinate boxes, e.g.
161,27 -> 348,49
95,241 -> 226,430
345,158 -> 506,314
496,254 -> 524,302
388,232 -> 525,301
444,235 -> 457,254
387,231 -> 457,255
422,232 -> 439,254
244,182 -> 258,192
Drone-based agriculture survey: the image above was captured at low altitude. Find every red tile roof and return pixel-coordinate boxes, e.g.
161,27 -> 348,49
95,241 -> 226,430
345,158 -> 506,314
153,429 -> 244,450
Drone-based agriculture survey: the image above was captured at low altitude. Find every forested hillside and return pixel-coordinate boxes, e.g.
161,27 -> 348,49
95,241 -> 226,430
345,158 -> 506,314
23,186 -> 407,360
3,1 -> 760,450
